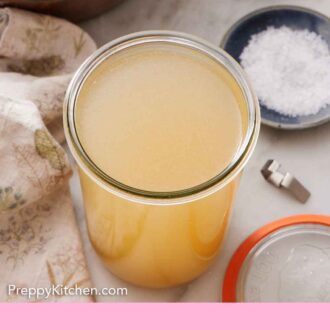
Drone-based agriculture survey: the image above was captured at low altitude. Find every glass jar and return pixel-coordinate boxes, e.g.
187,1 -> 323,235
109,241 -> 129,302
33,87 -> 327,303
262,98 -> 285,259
64,31 -> 260,288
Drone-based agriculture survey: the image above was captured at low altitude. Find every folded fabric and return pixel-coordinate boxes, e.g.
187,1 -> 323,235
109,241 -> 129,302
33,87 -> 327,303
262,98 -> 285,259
0,8 -> 97,302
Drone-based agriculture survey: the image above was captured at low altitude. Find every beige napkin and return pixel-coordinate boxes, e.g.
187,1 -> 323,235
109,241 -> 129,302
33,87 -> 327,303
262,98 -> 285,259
0,8 -> 97,302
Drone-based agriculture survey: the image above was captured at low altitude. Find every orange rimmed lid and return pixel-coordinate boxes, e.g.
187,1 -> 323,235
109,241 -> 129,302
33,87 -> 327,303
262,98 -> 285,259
222,214 -> 330,302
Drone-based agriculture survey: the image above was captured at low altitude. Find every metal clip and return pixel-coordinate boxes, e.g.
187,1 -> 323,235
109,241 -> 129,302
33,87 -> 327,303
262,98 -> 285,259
261,160 -> 311,203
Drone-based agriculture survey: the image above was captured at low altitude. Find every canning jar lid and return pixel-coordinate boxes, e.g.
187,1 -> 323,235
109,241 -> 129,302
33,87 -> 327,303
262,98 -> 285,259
223,214 -> 330,302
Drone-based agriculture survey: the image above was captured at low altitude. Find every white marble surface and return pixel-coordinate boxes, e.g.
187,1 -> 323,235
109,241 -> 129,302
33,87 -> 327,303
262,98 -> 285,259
68,0 -> 330,302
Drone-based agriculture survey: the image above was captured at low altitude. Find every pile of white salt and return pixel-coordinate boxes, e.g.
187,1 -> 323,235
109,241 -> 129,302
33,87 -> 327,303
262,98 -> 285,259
240,26 -> 330,117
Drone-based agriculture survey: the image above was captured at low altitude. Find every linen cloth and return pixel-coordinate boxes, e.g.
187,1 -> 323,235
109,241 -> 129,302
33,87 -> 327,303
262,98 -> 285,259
0,7 -> 97,302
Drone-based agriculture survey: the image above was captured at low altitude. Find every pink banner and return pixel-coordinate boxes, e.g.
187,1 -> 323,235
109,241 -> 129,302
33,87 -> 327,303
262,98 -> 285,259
1,303 -> 328,329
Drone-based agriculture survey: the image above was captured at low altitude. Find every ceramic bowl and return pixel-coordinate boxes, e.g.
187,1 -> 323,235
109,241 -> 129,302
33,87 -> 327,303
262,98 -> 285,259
221,5 -> 330,129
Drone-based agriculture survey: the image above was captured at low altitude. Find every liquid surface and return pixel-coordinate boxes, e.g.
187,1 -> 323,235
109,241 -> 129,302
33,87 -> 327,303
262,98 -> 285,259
75,43 -> 246,191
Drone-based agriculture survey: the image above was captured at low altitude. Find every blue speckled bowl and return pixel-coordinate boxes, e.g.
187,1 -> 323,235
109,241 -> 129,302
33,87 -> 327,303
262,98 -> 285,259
221,5 -> 330,129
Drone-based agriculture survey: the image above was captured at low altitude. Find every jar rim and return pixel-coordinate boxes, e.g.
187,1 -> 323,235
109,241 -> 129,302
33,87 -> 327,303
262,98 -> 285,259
64,30 -> 260,205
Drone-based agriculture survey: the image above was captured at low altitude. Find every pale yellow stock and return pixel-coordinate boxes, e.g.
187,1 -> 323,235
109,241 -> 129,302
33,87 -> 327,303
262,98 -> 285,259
75,42 -> 247,288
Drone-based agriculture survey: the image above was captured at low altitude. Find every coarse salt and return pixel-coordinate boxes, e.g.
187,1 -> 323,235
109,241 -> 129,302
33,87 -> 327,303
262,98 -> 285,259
240,26 -> 330,117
